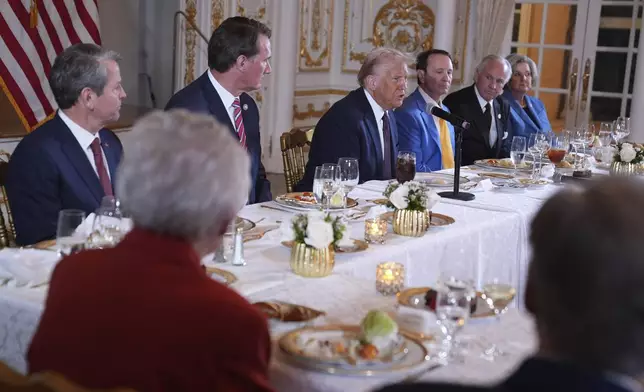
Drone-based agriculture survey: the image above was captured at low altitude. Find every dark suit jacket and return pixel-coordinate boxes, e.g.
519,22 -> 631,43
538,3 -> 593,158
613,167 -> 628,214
375,357 -> 633,392
296,88 -> 399,191
443,85 -> 512,166
5,114 -> 122,246
28,228 -> 274,392
395,88 -> 455,172
165,71 -> 271,203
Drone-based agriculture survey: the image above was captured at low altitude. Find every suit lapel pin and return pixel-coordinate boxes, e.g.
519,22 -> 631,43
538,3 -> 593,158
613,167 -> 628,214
103,142 -> 109,148
497,113 -> 501,119
242,104 -> 248,111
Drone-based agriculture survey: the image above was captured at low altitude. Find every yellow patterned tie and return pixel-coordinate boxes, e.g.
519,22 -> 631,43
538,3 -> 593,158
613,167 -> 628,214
438,118 -> 455,169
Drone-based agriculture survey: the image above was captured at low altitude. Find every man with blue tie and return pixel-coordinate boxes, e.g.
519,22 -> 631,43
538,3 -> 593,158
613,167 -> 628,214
395,49 -> 455,172
6,44 -> 126,246
296,48 -> 407,191
165,16 -> 272,204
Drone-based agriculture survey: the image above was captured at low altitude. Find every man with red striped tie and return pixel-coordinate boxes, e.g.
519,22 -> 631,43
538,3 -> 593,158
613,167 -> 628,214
6,43 -> 126,246
165,16 -> 272,204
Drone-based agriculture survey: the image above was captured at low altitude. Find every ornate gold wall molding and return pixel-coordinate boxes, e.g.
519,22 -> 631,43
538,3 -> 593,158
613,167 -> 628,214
237,0 -> 266,19
183,0 -> 197,85
294,89 -> 351,97
299,0 -> 333,71
342,0 -> 435,73
211,0 -> 225,30
293,102 -> 331,121
452,0 -> 471,83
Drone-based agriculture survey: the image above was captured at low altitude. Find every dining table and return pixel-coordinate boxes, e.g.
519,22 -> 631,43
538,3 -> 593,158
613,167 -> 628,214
0,164 -> 599,391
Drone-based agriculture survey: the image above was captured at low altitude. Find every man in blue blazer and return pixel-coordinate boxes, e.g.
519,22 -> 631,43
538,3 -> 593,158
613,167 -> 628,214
6,44 -> 126,246
502,54 -> 552,140
165,17 -> 271,204
296,48 -> 408,191
395,49 -> 455,172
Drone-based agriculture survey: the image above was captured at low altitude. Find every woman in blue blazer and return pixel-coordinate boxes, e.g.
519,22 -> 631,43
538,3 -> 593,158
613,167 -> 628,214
503,54 -> 552,140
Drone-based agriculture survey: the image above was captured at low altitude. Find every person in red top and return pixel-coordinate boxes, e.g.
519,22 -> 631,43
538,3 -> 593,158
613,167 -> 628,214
28,109 -> 274,392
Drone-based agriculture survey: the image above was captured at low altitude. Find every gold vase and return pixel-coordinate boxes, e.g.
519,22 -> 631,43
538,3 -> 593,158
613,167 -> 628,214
610,161 -> 638,176
290,243 -> 335,278
393,209 -> 430,237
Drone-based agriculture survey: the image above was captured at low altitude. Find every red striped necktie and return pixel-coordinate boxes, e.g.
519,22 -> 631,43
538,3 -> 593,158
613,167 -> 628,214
232,97 -> 247,149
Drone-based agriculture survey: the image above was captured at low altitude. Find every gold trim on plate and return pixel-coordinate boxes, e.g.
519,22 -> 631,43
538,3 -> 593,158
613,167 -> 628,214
205,267 -> 238,286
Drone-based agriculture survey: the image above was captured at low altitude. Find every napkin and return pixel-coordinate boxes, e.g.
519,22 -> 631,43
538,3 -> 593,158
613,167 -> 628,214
253,301 -> 325,322
0,248 -> 59,287
540,164 -> 555,178
468,178 -> 494,192
75,213 -> 134,237
365,205 -> 389,219
230,277 -> 283,297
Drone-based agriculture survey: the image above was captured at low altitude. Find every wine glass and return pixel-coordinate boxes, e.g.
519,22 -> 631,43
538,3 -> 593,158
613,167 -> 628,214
570,128 -> 593,170
320,164 -> 340,212
528,133 -> 551,180
509,136 -> 527,176
598,123 -> 613,147
312,166 -> 325,208
56,209 -> 87,257
89,200 -> 125,249
547,134 -> 569,183
435,280 -> 474,362
614,117 -> 631,142
337,157 -> 359,200
396,151 -> 416,184
480,279 -> 516,360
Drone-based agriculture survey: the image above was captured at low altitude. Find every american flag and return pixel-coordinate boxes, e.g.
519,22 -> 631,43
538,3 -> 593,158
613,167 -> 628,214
0,0 -> 101,131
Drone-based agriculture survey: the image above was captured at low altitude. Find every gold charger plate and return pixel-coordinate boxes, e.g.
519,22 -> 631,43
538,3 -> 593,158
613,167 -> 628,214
369,198 -> 389,206
205,267 -> 238,286
397,287 -> 494,319
380,212 -> 455,227
281,239 -> 368,253
226,217 -> 256,234
276,192 -> 358,210
32,239 -> 57,250
278,324 -> 430,375
476,172 -> 514,179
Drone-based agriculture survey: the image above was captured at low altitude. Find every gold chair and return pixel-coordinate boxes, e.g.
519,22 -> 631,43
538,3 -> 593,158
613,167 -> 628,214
0,361 -> 136,392
280,128 -> 314,192
0,151 -> 15,248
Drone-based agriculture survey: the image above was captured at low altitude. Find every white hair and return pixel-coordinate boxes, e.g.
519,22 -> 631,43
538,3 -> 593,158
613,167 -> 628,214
116,109 -> 251,241
506,53 -> 539,88
474,54 -> 512,84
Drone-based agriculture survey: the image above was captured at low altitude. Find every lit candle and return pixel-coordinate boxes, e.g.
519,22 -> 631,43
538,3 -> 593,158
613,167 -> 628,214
376,262 -> 405,296
364,217 -> 387,244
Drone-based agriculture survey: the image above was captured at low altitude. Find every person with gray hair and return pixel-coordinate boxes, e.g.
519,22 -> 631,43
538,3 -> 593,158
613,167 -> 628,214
6,43 -> 127,246
296,47 -> 408,191
444,54 -> 513,165
502,54 -> 552,139
28,109 -> 275,392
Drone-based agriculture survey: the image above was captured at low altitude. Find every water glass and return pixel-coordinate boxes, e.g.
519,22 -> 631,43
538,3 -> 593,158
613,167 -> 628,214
435,282 -> 473,362
614,117 -> 631,142
312,166 -> 325,207
320,164 -> 341,212
509,136 -> 527,176
56,209 -> 87,257
338,157 -> 359,200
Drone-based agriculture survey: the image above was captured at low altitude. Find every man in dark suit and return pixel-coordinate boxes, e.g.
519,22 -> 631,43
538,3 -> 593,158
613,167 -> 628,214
443,55 -> 512,166
377,177 -> 644,392
295,48 -> 408,191
165,16 -> 271,203
6,43 -> 126,246
28,110 -> 274,392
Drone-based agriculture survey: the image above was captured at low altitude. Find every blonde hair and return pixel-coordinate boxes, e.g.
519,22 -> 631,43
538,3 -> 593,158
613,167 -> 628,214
357,47 -> 409,87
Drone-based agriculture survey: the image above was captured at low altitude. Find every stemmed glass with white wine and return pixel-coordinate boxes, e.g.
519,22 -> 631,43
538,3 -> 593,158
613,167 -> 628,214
56,209 -> 87,257
480,278 -> 516,360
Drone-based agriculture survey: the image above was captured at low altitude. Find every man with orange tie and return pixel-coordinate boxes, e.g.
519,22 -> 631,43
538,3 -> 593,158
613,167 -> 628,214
395,49 -> 455,172
165,16 -> 272,203
6,43 -> 126,246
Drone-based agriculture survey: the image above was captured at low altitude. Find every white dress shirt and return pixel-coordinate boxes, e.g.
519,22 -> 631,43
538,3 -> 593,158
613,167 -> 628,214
418,87 -> 443,132
474,85 -> 498,147
363,88 -> 386,160
58,110 -> 110,179
207,70 -> 237,127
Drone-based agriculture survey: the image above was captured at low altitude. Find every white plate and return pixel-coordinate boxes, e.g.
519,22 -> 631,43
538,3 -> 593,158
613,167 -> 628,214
278,325 -> 431,376
414,172 -> 469,188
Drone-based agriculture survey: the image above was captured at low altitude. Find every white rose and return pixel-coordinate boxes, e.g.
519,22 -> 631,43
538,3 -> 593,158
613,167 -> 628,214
304,219 -> 334,249
307,210 -> 326,222
389,185 -> 409,209
620,146 -> 637,163
280,219 -> 296,242
540,163 -> 555,178
425,190 -> 441,210
622,143 -> 633,149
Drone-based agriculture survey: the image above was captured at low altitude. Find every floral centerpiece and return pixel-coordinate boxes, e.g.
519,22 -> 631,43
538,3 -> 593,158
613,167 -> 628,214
281,211 -> 352,277
611,143 -> 644,175
383,181 -> 441,237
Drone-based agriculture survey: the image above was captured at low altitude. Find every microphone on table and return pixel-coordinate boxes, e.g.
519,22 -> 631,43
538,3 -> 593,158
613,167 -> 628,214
425,102 -> 475,201
426,102 -> 471,130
